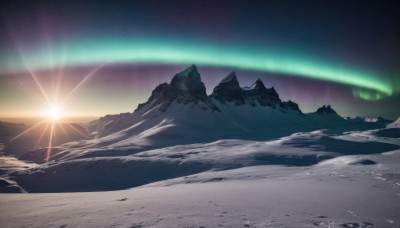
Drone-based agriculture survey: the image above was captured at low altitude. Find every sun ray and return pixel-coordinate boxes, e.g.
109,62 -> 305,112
25,65 -> 53,106
63,122 -> 90,139
15,46 -> 52,105
55,121 -> 68,138
8,119 -> 46,142
11,37 -> 53,106
45,121 -> 56,163
60,63 -> 106,105
54,64 -> 64,104
34,121 -> 50,149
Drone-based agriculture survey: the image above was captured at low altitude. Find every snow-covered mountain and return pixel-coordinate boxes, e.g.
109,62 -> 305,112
344,116 -> 365,122
19,65 -> 389,162
364,116 -> 392,123
87,65 -> 336,140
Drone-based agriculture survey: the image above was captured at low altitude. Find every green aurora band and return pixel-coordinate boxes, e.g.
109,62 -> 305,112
1,37 -> 394,100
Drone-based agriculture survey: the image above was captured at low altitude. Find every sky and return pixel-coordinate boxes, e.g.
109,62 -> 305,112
0,0 -> 399,120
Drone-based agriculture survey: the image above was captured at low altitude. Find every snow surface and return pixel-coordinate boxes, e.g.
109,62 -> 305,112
1,150 -> 400,227
0,126 -> 399,227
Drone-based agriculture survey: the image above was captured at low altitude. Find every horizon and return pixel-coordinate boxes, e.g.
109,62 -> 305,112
1,64 -> 398,123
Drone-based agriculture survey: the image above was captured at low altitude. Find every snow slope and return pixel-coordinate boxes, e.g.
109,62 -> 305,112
0,121 -> 90,158
6,128 -> 400,193
1,150 -> 399,227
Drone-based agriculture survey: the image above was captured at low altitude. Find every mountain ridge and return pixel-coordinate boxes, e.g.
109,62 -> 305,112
136,65 -> 304,114
20,65 -> 389,162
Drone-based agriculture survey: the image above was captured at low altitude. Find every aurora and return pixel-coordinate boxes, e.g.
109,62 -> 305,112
2,37 -> 393,100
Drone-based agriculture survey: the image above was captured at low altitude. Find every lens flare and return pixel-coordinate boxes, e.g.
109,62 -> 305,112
46,106 -> 62,121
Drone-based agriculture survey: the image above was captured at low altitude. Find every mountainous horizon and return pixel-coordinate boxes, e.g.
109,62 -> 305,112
76,64 -> 399,121
134,65 -> 304,114
82,65 -> 392,144
82,64 -> 392,122
2,65 -> 397,166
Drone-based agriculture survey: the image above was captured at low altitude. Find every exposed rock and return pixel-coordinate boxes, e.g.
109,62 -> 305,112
135,65 -> 218,112
211,72 -> 244,104
315,105 -> 337,115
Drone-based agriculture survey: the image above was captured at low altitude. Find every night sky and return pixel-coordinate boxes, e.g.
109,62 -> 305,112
0,0 -> 399,120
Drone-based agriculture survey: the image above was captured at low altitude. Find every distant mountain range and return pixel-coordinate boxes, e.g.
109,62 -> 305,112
88,65 -> 387,136
4,65 -> 396,163
37,65 -> 384,161
87,65 -> 346,140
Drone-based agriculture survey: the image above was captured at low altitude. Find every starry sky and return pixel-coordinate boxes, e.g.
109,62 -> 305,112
0,0 -> 399,120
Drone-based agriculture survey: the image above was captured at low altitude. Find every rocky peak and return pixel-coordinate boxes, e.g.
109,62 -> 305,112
219,71 -> 239,87
243,79 -> 281,106
171,65 -> 201,84
170,65 -> 206,99
250,78 -> 267,91
136,65 -> 301,114
280,100 -> 302,113
211,76 -> 289,108
315,105 -> 337,114
135,65 -> 215,113
211,72 -> 243,103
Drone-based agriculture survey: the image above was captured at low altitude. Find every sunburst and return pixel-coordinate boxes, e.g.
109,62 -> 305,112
9,60 -> 105,163
46,106 -> 63,121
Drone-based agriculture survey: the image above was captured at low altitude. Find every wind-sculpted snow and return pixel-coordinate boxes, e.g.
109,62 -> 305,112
0,121 -> 89,158
1,150 -> 400,227
7,129 -> 400,193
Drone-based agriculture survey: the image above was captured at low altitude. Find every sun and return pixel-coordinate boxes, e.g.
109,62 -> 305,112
46,106 -> 63,121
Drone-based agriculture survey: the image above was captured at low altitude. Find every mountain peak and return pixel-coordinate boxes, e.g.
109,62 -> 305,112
242,78 -> 281,107
315,105 -> 337,114
136,66 -> 300,114
218,72 -> 240,88
172,65 -> 201,83
220,71 -> 238,84
279,100 -> 302,114
211,71 -> 243,103
170,65 -> 205,96
135,65 -> 214,112
180,64 -> 198,75
250,78 -> 267,91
